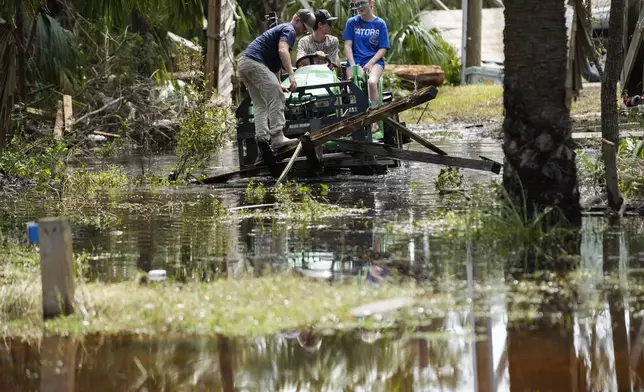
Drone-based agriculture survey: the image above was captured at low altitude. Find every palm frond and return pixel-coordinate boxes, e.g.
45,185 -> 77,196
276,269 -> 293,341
31,12 -> 80,94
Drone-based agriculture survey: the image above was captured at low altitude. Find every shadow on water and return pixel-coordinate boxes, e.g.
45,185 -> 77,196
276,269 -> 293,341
4,126 -> 644,390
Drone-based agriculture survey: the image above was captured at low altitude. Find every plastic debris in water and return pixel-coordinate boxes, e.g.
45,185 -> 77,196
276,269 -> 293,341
148,270 -> 167,281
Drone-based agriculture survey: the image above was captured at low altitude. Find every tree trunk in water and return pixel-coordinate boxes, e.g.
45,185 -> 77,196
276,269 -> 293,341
602,0 -> 625,211
502,0 -> 581,227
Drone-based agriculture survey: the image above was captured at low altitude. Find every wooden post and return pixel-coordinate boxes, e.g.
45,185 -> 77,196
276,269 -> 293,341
62,95 -> 73,134
38,218 -> 75,319
53,100 -> 64,140
206,0 -> 223,94
466,0 -> 482,67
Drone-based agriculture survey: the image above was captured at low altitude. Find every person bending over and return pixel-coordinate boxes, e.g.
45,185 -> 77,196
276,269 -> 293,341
238,9 -> 316,148
296,9 -> 339,70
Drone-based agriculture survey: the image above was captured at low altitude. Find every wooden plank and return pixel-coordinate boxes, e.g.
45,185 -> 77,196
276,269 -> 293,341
62,95 -> 73,134
573,130 -> 644,139
621,4 -> 644,86
334,140 -> 501,173
271,85 -> 439,161
383,117 -> 447,155
196,152 -> 393,184
38,218 -> 75,319
53,100 -> 63,140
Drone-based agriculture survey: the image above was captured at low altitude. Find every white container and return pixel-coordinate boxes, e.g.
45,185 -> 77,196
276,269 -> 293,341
148,269 -> 167,281
464,66 -> 504,85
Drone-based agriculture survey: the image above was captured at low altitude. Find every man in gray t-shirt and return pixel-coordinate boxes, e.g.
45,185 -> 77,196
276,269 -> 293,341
296,10 -> 339,70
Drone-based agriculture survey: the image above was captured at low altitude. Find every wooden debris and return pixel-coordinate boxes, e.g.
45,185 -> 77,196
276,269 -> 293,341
63,95 -> 73,134
53,100 -> 64,140
386,65 -> 446,88
383,117 -> 447,155
93,130 -> 120,138
334,140 -> 501,173
275,140 -> 304,186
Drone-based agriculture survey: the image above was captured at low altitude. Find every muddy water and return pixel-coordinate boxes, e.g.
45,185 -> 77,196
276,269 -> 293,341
3,124 -> 644,390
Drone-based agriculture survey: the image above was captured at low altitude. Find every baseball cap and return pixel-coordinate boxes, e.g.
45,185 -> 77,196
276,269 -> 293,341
296,9 -> 316,34
314,9 -> 338,26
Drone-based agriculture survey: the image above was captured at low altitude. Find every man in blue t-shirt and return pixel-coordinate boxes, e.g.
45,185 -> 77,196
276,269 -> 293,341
238,10 -> 316,148
343,0 -> 389,131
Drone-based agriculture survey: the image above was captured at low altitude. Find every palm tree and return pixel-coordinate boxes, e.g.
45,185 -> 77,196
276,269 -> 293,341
501,0 -> 582,227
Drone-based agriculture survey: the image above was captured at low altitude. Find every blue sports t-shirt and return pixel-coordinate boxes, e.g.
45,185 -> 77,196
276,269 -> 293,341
243,23 -> 296,73
343,16 -> 390,68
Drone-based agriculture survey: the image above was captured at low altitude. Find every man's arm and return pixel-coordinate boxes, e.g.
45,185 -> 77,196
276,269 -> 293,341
278,40 -> 294,75
278,40 -> 296,91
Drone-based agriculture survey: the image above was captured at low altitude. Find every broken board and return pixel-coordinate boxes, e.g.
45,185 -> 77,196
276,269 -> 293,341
333,140 -> 501,174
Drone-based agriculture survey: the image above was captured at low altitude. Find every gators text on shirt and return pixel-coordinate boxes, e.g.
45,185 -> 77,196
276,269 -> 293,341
343,16 -> 390,68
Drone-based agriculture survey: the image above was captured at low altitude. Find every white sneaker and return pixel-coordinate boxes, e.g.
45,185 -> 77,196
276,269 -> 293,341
271,132 -> 298,149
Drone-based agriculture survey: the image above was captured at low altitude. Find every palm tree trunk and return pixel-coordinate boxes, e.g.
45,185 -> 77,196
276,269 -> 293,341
15,1 -> 26,104
602,0 -> 625,211
502,0 -> 581,227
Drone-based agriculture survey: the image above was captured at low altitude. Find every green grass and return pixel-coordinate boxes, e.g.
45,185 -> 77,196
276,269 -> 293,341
0,243 -> 426,340
400,84 -> 602,125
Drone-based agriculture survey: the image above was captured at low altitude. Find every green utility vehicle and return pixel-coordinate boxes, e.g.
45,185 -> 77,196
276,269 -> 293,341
235,53 -> 410,175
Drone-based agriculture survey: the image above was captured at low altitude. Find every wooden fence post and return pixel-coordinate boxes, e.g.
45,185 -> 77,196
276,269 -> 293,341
62,95 -> 73,134
38,218 -> 75,319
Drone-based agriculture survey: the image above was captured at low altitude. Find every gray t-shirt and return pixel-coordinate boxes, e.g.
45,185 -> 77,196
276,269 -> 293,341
296,35 -> 339,67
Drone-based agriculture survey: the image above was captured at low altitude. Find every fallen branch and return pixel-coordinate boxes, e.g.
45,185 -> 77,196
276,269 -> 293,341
93,130 -> 120,138
74,97 -> 124,125
228,203 -> 277,212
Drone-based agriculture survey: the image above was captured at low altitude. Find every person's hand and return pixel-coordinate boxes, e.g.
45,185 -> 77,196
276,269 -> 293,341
346,66 -> 353,79
363,62 -> 374,73
288,73 -> 297,92
282,86 -> 290,93
315,50 -> 326,58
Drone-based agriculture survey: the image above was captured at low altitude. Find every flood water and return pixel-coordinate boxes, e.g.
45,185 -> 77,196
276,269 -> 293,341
3,124 -> 644,390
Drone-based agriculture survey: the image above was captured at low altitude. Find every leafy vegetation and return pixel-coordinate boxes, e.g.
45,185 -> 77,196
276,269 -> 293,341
171,79 -> 236,181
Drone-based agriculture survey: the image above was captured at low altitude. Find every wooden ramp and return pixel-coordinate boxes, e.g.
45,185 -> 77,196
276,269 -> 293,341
333,140 -> 501,174
197,85 -> 502,184
272,85 -> 439,161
